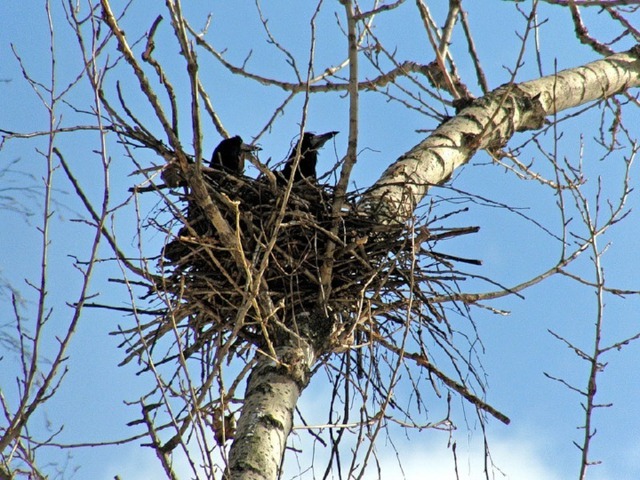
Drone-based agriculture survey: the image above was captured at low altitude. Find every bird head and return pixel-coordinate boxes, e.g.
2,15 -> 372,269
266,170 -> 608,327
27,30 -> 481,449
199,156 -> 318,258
210,135 -> 261,173
224,136 -> 261,158
302,131 -> 339,151
281,131 -> 338,183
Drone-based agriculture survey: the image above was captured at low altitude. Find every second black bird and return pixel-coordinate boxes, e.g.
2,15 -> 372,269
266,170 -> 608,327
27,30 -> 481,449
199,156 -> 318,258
280,131 -> 338,183
209,135 -> 260,174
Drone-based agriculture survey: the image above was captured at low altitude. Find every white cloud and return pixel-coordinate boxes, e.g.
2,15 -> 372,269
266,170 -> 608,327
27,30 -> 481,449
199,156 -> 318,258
366,433 -> 564,480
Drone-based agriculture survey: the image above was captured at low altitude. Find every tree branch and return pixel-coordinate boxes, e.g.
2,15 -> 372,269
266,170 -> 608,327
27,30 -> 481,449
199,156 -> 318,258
362,46 -> 640,223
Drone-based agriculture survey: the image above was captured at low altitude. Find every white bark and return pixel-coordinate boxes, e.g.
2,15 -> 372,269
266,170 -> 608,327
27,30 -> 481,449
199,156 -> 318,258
362,46 -> 640,222
229,345 -> 315,480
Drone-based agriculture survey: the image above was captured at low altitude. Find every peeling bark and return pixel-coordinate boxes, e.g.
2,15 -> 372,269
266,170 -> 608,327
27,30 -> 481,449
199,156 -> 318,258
229,345 -> 315,480
362,46 -> 640,223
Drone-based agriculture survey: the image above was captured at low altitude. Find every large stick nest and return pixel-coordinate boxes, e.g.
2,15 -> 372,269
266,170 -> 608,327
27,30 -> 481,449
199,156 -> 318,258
120,164 -> 479,367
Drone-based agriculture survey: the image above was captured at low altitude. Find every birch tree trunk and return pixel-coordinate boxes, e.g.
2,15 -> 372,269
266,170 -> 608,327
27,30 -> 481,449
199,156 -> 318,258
229,345 -> 315,480
227,45 -> 640,480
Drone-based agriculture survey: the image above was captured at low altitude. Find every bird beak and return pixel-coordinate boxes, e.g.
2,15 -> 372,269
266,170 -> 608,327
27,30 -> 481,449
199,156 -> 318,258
241,143 -> 261,153
309,131 -> 338,149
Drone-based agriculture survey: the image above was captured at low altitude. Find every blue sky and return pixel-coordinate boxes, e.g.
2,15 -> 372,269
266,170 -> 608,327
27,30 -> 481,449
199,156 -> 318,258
1,1 -> 640,479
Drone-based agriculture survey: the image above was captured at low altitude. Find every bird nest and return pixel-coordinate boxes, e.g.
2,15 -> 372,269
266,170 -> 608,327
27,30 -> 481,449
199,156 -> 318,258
120,166 -> 478,367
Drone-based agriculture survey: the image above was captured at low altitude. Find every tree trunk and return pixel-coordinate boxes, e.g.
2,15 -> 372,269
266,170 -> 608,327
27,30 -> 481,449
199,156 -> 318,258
229,345 -> 315,480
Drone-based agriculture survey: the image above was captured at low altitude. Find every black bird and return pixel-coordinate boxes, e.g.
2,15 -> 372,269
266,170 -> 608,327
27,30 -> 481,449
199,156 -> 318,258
209,136 -> 260,174
280,131 -> 338,183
